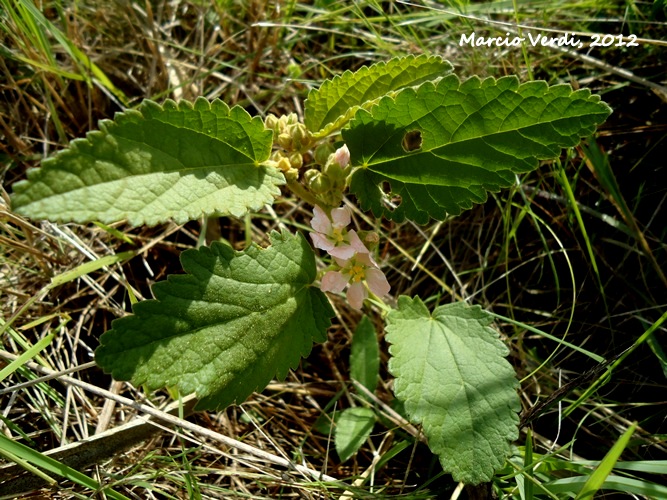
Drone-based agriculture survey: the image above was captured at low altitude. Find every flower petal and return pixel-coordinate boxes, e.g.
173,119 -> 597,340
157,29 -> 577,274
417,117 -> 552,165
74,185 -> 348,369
347,230 -> 369,254
311,205 -> 332,234
334,144 -> 350,168
366,268 -> 391,297
321,271 -> 349,293
333,256 -> 351,267
347,282 -> 368,310
310,232 -> 334,252
328,244 -> 356,260
330,206 -> 351,229
355,251 -> 378,268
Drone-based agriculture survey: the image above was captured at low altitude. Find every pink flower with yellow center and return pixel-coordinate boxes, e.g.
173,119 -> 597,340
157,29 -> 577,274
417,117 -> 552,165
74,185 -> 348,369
321,253 -> 391,310
309,205 -> 367,259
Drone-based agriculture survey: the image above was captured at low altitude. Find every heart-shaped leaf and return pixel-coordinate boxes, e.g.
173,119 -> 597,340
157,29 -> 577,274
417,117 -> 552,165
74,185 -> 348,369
95,230 -> 334,410
386,296 -> 520,484
345,75 -> 611,223
11,98 -> 282,226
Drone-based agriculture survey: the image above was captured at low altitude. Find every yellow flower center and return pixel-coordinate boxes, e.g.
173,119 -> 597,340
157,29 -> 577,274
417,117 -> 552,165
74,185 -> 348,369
349,264 -> 365,283
331,227 -> 346,244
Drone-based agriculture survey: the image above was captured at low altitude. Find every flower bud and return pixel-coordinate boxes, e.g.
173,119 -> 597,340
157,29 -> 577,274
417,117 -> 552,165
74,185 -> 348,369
277,115 -> 289,133
334,144 -> 350,168
289,123 -> 312,151
264,114 -> 279,131
277,156 -> 292,172
284,167 -> 299,181
271,150 -> 285,162
277,132 -> 292,150
314,143 -> 334,165
306,171 -> 331,194
323,159 -> 345,182
303,168 -> 319,185
289,152 -> 303,169
313,176 -> 333,194
287,62 -> 301,79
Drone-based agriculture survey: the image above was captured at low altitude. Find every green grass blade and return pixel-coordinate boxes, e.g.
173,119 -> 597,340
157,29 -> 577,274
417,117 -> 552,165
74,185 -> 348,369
547,473 -> 667,498
486,312 -> 604,363
50,250 -> 136,288
0,332 -> 55,383
7,53 -> 87,80
0,447 -> 56,486
15,0 -> 128,104
647,333 -> 667,378
93,222 -> 136,245
574,460 -> 667,474
574,422 -> 637,499
564,310 -> 667,417
581,140 -> 667,288
524,429 -> 534,500
0,434 -> 131,499
558,167 -> 609,317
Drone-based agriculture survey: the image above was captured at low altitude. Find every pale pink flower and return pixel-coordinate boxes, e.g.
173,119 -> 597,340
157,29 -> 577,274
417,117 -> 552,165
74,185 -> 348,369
310,205 -> 367,259
334,144 -> 350,168
321,253 -> 391,310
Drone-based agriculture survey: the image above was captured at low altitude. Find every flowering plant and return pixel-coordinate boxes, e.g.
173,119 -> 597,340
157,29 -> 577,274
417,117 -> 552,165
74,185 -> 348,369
309,203 -> 363,260
311,201 -> 391,309
10,55 -> 610,484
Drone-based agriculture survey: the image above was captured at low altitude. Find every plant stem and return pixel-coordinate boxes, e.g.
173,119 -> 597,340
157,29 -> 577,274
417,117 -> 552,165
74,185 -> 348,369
286,177 -> 324,209
367,291 -> 391,316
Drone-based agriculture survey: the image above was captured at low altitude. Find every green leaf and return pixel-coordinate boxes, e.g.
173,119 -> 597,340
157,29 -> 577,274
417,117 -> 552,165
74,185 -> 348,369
11,97 -> 283,226
345,75 -> 612,223
95,230 -> 334,411
350,315 -> 380,398
335,407 -> 376,462
385,296 -> 520,484
304,55 -> 453,137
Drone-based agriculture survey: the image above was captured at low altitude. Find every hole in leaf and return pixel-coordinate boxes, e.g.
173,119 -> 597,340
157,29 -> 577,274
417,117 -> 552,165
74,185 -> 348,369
380,182 -> 402,210
402,129 -> 423,152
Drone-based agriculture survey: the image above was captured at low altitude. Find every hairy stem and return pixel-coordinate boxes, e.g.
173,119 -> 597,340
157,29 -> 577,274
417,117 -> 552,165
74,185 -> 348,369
286,177 -> 327,209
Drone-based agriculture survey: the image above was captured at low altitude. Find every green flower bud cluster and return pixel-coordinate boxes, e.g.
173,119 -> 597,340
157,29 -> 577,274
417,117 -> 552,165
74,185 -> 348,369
264,113 -> 314,181
263,151 -> 301,181
264,113 -> 313,153
303,145 -> 351,207
265,114 -> 353,207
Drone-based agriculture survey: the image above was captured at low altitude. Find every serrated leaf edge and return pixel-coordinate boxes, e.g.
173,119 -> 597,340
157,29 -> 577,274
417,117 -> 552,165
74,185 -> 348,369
306,54 -> 453,137
346,74 -> 611,223
12,97 -> 282,226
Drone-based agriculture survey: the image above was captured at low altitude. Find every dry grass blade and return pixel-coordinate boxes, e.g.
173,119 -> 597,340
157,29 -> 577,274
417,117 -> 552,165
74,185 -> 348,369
0,351 -> 342,489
